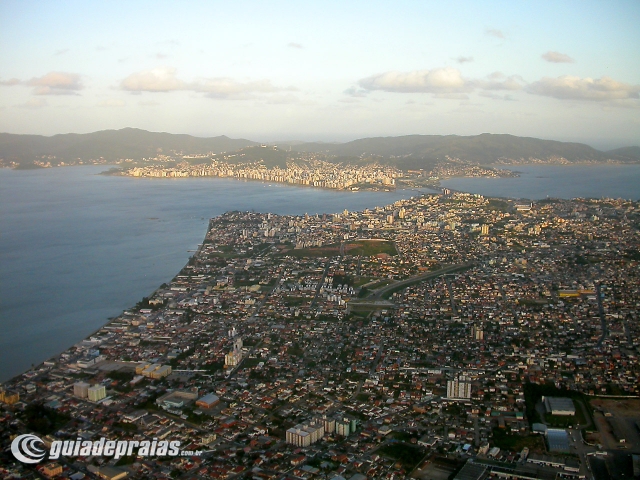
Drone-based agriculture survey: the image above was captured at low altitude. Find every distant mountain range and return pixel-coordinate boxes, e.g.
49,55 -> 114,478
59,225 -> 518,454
290,134 -> 631,164
0,128 -> 258,166
1,128 -> 638,168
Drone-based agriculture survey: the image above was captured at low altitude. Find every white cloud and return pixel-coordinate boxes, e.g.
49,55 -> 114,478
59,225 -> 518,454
344,86 -> 368,98
541,51 -> 574,63
478,72 -> 525,91
354,68 -> 636,108
120,67 -> 295,101
486,28 -> 505,39
199,78 -> 283,99
288,42 -> 303,49
358,67 -> 470,94
357,68 -> 524,99
120,67 -> 186,92
27,72 -> 83,95
527,75 -> 640,102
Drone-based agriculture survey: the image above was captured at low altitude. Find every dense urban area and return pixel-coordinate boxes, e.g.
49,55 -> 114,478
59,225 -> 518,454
3,144 -> 519,192
111,149 -> 516,192
2,190 -> 640,480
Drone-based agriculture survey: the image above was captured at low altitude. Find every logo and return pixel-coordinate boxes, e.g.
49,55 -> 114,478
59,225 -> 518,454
11,434 -> 47,464
10,434 -> 189,464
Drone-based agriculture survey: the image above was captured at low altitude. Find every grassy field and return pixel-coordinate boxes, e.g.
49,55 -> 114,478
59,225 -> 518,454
363,279 -> 393,289
378,443 -> 426,470
283,296 -> 308,307
545,413 -> 581,428
346,240 -> 397,256
242,357 -> 264,368
353,276 -> 375,287
492,428 -> 546,453
282,240 -> 397,258
286,243 -> 341,258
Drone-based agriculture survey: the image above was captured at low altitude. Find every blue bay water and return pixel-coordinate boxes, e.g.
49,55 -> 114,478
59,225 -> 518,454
1,164 -> 639,382
440,164 -> 640,201
0,166 -> 425,382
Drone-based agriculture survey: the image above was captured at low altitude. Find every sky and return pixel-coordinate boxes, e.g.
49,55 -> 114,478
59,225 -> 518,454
1,0 -> 639,149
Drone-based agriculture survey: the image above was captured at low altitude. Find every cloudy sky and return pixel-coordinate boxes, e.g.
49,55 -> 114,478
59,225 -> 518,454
1,0 -> 639,148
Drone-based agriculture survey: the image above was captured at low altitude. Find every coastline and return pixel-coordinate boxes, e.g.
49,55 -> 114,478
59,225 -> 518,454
2,220 -> 213,386
103,171 -> 399,193
440,163 -> 640,201
2,183 -> 638,477
2,163 -> 639,383
0,168 -> 426,383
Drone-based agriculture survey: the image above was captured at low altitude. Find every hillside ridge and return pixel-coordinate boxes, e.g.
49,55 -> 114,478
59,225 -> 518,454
0,129 -> 637,167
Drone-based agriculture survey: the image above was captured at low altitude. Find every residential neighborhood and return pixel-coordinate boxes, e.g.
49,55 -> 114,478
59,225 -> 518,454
2,191 -> 639,480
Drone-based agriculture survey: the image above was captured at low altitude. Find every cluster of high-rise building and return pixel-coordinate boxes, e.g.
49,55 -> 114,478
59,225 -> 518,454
73,381 -> 106,401
135,362 -> 172,379
447,376 -> 472,399
285,415 -> 357,447
123,158 -> 398,191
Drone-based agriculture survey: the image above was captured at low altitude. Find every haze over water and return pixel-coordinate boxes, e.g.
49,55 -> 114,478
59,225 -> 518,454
0,166 -> 424,382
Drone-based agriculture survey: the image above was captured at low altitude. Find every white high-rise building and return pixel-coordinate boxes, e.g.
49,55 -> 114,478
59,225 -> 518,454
87,384 -> 106,402
471,325 -> 484,341
335,418 -> 351,436
286,419 -> 324,447
225,332 -> 243,367
73,382 -> 90,398
447,376 -> 472,399
323,415 -> 336,434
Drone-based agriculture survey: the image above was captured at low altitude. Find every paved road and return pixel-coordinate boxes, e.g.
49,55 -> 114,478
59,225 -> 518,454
368,263 -> 474,300
444,275 -> 458,316
596,284 -> 608,348
310,262 -> 331,309
350,341 -> 385,402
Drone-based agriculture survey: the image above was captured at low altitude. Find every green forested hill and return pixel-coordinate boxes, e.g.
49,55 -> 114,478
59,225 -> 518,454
1,128 -> 637,167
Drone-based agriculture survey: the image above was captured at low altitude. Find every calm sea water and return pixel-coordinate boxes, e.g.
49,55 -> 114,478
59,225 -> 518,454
0,166 -> 425,382
1,164 -> 638,382
440,164 -> 640,200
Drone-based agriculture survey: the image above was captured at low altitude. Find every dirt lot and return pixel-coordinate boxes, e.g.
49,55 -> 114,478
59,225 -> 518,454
412,457 -> 459,480
591,398 -> 640,418
590,398 -> 640,452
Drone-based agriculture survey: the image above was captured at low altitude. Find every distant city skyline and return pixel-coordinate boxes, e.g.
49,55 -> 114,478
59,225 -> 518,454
1,0 -> 639,149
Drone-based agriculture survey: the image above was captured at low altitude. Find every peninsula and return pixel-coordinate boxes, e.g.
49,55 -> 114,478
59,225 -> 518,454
2,190 -> 639,479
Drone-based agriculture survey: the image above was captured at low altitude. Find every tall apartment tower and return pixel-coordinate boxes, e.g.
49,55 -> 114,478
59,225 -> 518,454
471,325 -> 484,341
73,382 -> 90,398
225,329 -> 243,367
447,376 -> 472,399
87,384 -> 106,402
